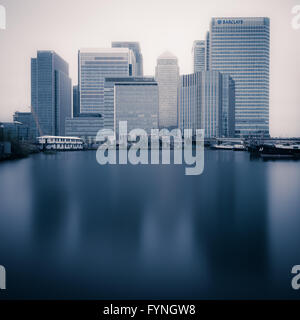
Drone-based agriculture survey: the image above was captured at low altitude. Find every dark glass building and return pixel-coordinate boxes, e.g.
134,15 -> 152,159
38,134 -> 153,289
31,51 -> 72,136
73,85 -> 80,117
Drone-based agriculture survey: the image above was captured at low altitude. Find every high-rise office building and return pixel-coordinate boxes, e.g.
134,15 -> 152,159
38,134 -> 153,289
200,71 -> 222,138
113,77 -> 158,135
179,72 -> 202,134
104,76 -> 157,131
208,17 -> 270,136
192,40 -> 206,73
73,85 -> 80,117
179,71 -> 235,138
112,42 -> 143,76
78,48 -> 136,128
155,51 -> 179,129
31,51 -> 72,136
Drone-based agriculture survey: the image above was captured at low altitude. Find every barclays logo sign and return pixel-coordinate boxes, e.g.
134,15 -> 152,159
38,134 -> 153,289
217,19 -> 244,25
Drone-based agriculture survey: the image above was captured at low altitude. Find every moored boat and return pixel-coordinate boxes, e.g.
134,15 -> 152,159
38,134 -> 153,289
233,144 -> 247,151
210,144 -> 234,150
259,144 -> 300,159
274,144 -> 300,154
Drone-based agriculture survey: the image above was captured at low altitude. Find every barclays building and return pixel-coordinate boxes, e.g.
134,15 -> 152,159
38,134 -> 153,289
208,17 -> 270,137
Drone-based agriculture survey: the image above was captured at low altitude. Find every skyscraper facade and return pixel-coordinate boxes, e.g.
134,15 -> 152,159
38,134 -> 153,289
78,48 -> 136,128
200,71 -> 222,138
179,71 -> 235,138
31,51 -> 72,136
192,40 -> 206,73
113,77 -> 158,135
155,51 -> 179,129
112,42 -> 143,76
179,72 -> 202,134
208,17 -> 270,136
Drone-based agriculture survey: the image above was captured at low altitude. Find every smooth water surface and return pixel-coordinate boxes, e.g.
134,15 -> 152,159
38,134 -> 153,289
0,150 -> 300,299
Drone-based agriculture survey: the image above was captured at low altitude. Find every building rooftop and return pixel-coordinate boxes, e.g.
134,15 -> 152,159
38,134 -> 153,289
157,51 -> 177,60
79,48 -> 131,54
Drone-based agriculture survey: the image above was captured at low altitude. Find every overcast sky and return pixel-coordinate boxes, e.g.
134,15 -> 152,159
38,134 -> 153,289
0,0 -> 299,137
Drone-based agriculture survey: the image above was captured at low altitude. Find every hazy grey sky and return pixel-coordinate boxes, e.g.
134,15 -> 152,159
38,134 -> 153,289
0,0 -> 299,136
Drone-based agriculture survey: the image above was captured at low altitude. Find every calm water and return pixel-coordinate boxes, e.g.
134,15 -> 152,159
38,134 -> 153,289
0,150 -> 300,299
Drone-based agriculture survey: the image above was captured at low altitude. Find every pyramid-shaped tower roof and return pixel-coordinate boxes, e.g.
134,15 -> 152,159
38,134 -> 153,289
157,51 -> 177,60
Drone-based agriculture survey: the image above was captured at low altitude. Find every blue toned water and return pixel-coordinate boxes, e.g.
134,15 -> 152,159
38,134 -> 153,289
0,150 -> 300,299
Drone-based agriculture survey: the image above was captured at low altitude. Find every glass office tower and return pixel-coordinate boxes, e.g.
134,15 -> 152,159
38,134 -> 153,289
113,77 -> 158,135
112,42 -> 143,76
78,48 -> 136,128
200,71 -> 222,138
192,40 -> 206,73
179,71 -> 235,138
208,17 -> 270,137
179,72 -> 202,134
155,51 -> 179,129
31,51 -> 72,136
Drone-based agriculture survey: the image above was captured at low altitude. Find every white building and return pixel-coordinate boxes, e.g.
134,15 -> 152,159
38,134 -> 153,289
37,136 -> 84,150
192,40 -> 206,73
155,51 -> 179,129
78,48 -> 136,129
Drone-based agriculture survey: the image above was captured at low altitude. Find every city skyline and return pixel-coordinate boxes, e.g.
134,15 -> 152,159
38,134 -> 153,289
0,0 -> 299,137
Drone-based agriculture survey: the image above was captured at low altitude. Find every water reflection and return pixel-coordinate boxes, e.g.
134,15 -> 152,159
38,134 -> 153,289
267,161 -> 300,298
0,150 -> 299,299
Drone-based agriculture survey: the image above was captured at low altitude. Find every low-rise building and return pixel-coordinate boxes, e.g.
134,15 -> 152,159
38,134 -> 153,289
65,113 -> 103,143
